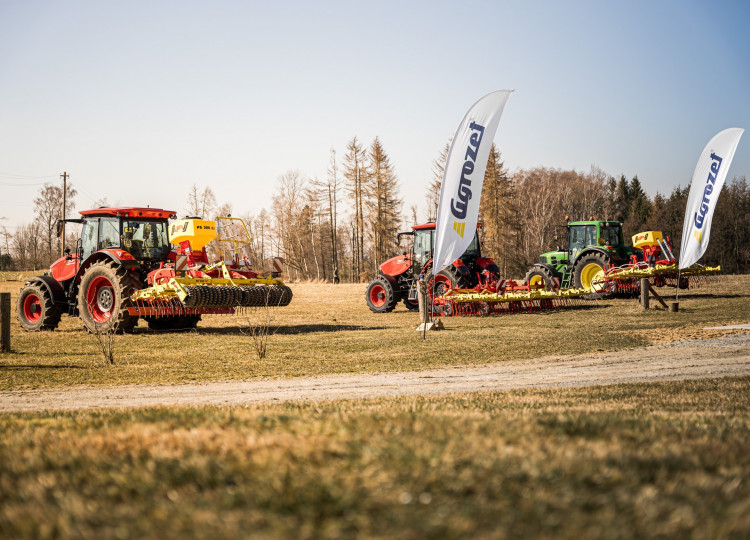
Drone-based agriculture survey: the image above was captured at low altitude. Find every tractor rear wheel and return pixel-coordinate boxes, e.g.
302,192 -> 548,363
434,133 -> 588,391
524,265 -> 555,290
78,261 -> 141,334
366,277 -> 399,313
573,252 -> 609,292
17,283 -> 61,331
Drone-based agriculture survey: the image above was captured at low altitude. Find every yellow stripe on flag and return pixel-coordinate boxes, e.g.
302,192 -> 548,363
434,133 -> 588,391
453,221 -> 465,238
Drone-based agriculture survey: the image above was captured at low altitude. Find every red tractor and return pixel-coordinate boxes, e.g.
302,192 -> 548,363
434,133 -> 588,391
17,206 -> 290,333
365,222 -> 500,313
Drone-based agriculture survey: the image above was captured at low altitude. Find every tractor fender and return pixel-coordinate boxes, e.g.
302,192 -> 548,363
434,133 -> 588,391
72,250 -> 139,288
532,262 -> 558,277
451,262 -> 471,282
22,275 -> 67,310
377,272 -> 398,287
572,248 -> 610,267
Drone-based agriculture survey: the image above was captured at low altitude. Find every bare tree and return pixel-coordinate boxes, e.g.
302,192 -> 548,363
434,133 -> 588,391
325,148 -> 340,277
426,140 -> 450,221
34,182 -> 77,265
343,137 -> 368,279
185,185 -> 218,218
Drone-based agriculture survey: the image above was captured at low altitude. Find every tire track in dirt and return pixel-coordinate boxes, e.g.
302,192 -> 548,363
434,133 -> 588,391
2,334 -> 749,413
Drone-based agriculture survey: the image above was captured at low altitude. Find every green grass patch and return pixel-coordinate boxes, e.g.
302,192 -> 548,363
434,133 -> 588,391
1,377 -> 749,539
1,276 -> 749,389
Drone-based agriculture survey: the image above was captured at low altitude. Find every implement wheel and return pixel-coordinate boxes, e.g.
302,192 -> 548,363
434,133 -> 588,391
78,261 -> 141,333
366,277 -> 398,313
17,283 -> 61,331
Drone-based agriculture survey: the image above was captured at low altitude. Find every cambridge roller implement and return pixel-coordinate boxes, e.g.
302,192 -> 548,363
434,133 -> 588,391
17,207 -> 291,333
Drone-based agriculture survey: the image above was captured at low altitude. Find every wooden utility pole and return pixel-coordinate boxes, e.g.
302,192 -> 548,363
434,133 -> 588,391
60,171 -> 68,257
0,292 -> 10,352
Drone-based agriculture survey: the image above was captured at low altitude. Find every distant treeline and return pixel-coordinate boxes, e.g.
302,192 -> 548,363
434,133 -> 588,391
3,139 -> 749,280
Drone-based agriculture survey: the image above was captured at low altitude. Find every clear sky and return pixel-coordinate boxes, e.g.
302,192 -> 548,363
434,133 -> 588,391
1,0 -> 748,229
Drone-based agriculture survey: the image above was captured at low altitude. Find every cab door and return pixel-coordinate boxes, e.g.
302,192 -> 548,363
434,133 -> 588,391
413,229 -> 435,276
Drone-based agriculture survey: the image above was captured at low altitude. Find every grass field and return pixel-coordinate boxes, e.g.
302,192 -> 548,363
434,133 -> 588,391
1,377 -> 749,539
1,273 -> 750,390
2,273 -> 749,538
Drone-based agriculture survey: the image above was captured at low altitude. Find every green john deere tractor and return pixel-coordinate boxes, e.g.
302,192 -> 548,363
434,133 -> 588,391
524,219 -> 640,292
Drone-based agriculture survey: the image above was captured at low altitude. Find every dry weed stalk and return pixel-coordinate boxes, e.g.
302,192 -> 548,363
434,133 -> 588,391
87,301 -> 116,365
240,288 -> 279,360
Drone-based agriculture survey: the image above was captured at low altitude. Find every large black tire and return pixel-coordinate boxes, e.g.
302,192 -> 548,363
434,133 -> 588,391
17,282 -> 61,331
78,261 -> 141,334
403,297 -> 420,311
572,252 -> 610,292
366,277 -> 399,313
524,264 -> 555,290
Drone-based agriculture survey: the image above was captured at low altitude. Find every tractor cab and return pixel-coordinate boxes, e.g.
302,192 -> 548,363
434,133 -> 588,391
409,222 -> 482,277
51,207 -> 177,285
78,208 -> 175,262
567,221 -> 629,262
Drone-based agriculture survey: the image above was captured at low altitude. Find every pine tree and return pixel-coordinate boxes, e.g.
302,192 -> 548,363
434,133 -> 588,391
478,144 -> 513,274
367,137 -> 402,271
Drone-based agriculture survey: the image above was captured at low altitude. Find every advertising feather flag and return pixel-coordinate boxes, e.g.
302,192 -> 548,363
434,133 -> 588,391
432,90 -> 513,274
679,128 -> 744,269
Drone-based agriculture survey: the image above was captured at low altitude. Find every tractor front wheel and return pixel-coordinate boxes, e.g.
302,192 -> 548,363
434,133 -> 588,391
366,277 -> 399,313
426,269 -> 459,303
17,283 -> 61,331
403,297 -> 420,311
573,252 -> 609,292
78,261 -> 141,333
524,265 -> 555,290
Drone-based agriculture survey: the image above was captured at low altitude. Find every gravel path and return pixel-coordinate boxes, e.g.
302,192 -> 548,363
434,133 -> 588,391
2,333 -> 749,413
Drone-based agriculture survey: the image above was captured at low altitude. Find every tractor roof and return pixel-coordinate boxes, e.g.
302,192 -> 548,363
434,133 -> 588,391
568,220 -> 621,226
411,222 -> 484,231
79,207 -> 177,219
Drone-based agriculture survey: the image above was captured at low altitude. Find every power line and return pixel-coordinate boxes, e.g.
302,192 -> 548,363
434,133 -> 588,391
0,180 -> 48,187
0,172 -> 57,180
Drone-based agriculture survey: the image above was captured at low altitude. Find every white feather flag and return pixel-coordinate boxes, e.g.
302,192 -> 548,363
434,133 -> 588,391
679,128 -> 744,269
433,90 -> 513,274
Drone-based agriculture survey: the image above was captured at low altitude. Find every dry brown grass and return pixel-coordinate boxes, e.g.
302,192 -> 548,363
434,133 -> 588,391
1,273 -> 749,390
1,377 -> 748,539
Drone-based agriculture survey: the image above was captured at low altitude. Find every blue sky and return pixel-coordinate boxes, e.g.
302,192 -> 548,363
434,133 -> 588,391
1,0 -> 748,228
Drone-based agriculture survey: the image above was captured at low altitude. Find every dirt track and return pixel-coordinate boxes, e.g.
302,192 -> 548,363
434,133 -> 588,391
1,332 -> 748,413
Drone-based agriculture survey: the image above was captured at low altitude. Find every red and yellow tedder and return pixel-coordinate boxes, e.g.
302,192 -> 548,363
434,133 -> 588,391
17,206 -> 291,333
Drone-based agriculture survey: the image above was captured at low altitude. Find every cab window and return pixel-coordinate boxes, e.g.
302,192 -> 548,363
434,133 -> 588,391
570,226 -> 586,251
81,219 -> 98,260
413,230 -> 434,275
600,225 -> 620,247
570,225 -> 596,254
98,218 -> 120,250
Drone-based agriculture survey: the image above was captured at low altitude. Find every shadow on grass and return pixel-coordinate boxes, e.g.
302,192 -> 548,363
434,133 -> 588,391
138,324 -> 390,335
0,364 -> 87,370
670,293 -> 747,300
